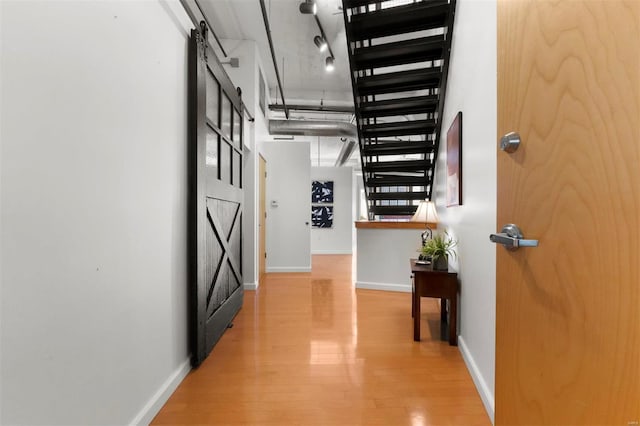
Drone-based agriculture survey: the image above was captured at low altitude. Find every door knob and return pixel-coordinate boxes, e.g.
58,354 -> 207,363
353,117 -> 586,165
490,224 -> 538,251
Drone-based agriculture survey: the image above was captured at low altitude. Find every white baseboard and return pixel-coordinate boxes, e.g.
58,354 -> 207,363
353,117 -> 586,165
311,250 -> 353,255
458,336 -> 495,424
244,282 -> 258,290
355,281 -> 412,293
130,358 -> 191,426
266,266 -> 312,273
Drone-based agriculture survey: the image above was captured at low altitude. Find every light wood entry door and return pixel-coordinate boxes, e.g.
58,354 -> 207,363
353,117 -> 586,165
496,1 -> 639,424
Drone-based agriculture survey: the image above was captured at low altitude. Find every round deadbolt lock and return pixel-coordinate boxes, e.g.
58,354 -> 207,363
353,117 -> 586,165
500,132 -> 521,153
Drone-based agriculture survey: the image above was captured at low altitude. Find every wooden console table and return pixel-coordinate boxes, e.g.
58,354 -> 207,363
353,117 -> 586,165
410,259 -> 458,346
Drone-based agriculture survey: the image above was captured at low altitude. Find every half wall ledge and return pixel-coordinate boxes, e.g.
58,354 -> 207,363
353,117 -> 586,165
355,221 -> 437,230
355,222 -> 436,294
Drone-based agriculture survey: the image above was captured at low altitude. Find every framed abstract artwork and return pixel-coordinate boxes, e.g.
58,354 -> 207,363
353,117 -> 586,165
446,112 -> 462,207
311,205 -> 333,228
312,180 -> 334,204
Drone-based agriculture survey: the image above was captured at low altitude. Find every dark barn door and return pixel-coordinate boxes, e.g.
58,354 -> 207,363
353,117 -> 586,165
189,24 -> 244,367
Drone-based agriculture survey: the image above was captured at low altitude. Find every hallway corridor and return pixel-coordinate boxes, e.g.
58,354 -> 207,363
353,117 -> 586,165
153,255 -> 489,425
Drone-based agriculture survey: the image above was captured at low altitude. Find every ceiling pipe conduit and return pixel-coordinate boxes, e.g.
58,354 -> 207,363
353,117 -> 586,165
268,120 -> 358,138
259,0 -> 289,119
269,104 -> 355,114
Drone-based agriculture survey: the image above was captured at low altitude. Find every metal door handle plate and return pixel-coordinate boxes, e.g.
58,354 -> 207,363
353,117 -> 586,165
490,224 -> 538,251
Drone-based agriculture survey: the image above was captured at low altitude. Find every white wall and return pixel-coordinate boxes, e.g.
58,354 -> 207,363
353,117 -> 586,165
220,39 -> 259,121
311,167 -> 353,254
433,0 -> 497,421
262,141 -> 311,272
353,172 -> 362,220
0,1 -> 192,424
0,2 -> 3,418
356,229 -> 421,292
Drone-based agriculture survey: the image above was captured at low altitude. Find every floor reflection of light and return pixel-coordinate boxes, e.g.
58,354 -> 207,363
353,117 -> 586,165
351,276 -> 358,344
309,340 -> 342,365
307,255 -> 363,388
410,412 -> 426,426
347,262 -> 361,386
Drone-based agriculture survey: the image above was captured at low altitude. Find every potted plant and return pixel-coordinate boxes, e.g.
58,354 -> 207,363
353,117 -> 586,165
421,232 -> 458,271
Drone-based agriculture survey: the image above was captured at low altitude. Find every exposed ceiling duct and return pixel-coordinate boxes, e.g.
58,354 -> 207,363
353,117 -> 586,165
268,119 -> 357,137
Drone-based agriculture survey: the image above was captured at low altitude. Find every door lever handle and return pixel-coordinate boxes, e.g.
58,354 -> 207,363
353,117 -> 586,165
490,233 -> 538,248
490,224 -> 538,251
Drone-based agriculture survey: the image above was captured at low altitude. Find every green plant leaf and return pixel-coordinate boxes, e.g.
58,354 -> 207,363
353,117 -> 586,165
420,231 -> 458,259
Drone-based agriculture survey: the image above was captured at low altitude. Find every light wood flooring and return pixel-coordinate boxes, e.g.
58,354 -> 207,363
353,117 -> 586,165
152,255 -> 490,425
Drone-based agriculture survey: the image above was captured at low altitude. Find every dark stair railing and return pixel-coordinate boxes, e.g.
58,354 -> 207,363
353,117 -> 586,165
342,0 -> 457,219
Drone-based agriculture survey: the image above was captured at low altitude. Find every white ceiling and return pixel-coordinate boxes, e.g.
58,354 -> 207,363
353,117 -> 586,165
199,0 -> 352,97
198,0 -> 358,167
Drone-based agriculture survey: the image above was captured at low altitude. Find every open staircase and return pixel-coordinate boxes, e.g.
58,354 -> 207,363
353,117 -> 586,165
342,0 -> 457,219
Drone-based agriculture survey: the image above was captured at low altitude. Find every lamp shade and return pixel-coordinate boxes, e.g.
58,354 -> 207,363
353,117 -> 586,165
410,200 -> 438,224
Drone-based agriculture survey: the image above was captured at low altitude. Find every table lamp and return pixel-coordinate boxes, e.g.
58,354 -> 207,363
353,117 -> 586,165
410,200 -> 439,247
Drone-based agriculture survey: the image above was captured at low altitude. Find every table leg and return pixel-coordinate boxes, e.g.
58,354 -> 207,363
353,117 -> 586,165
449,295 -> 457,346
413,290 -> 420,341
439,298 -> 447,341
411,277 -> 415,318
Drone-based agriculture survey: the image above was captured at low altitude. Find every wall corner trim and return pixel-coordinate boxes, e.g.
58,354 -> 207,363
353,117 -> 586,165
265,267 -> 312,273
244,282 -> 258,290
355,281 -> 412,293
129,358 -> 191,426
458,336 -> 495,424
311,250 -> 353,255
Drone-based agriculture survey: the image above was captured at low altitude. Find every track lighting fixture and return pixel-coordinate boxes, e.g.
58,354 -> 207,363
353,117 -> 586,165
301,3 -> 335,72
299,0 -> 317,14
325,56 -> 335,72
314,35 -> 327,52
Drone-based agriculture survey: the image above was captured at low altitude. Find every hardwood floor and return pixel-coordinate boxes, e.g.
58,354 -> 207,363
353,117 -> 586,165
152,255 -> 490,425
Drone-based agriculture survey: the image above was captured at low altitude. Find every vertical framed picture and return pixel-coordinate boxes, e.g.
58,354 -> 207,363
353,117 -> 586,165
311,180 -> 334,228
311,180 -> 334,204
446,112 -> 463,207
311,205 -> 334,228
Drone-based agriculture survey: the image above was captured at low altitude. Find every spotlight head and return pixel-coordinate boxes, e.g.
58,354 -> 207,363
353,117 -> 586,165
325,56 -> 335,72
313,35 -> 327,52
299,0 -> 317,14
